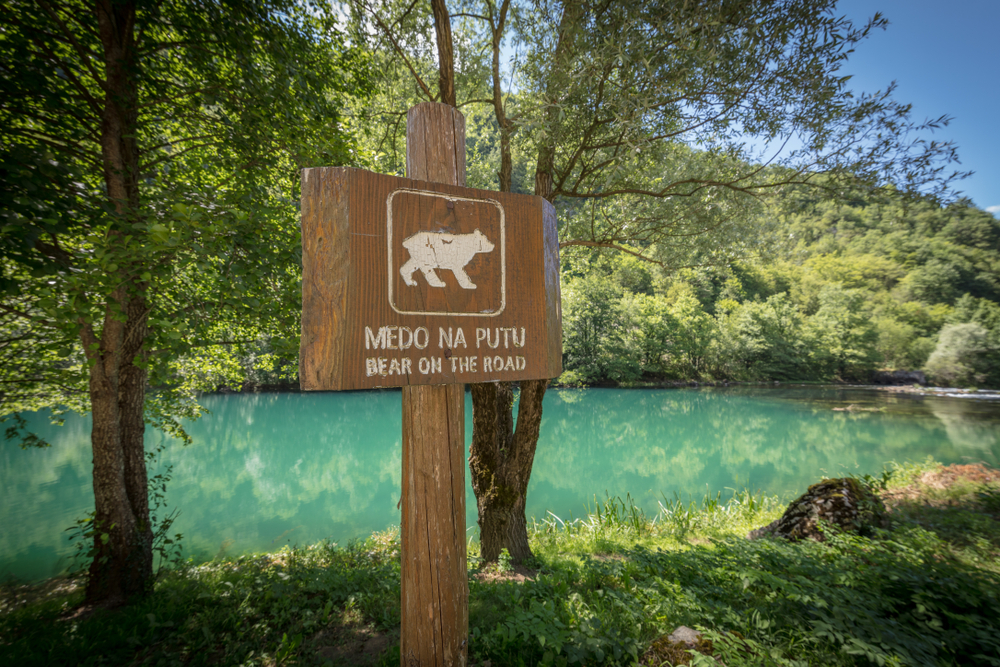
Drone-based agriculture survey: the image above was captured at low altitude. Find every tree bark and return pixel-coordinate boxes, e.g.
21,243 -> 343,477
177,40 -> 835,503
468,382 -> 514,563
119,295 -> 153,585
488,0 -> 513,192
467,0 -> 579,565
84,0 -> 153,604
469,377 -> 550,563
430,0 -> 456,106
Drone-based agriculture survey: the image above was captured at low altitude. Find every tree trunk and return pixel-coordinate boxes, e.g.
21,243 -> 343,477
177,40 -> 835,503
488,0 -> 513,193
84,293 -> 131,603
119,295 -> 153,584
467,0 -> 576,566
468,382 -> 514,563
430,0 -> 456,106
469,378 -> 549,564
83,0 -> 152,604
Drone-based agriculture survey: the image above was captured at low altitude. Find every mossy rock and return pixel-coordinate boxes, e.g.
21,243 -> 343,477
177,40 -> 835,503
748,477 -> 889,541
641,626 -> 714,666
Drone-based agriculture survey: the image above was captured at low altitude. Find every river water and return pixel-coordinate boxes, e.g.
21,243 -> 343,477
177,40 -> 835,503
3,386 -> 999,582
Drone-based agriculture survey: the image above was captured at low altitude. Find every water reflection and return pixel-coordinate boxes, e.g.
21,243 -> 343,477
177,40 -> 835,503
2,386 -> 998,582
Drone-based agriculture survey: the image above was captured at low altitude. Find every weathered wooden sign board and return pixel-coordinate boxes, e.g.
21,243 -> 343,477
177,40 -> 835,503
300,168 -> 562,390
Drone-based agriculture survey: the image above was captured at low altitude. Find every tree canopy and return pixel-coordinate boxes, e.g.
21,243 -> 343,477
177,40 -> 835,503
1,0 -> 370,602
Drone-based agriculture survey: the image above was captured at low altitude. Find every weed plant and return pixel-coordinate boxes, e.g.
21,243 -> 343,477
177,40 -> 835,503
2,460 -> 999,666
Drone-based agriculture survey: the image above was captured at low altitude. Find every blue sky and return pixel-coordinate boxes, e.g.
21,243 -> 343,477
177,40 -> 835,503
837,0 -> 999,214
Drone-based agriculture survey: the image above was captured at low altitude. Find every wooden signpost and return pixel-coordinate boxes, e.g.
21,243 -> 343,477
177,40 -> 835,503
300,102 -> 561,666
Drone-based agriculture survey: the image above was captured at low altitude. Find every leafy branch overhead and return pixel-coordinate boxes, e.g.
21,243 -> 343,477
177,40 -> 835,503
353,0 -> 967,267
1,0 -> 371,603
1,0 -> 371,413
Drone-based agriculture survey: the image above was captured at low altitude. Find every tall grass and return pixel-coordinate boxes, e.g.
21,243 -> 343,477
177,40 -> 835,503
530,488 -> 786,556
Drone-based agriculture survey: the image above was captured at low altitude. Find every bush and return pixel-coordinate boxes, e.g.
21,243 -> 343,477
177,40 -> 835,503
924,322 -> 995,386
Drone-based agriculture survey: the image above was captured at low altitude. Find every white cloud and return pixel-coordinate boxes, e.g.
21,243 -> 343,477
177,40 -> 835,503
987,205 -> 1000,215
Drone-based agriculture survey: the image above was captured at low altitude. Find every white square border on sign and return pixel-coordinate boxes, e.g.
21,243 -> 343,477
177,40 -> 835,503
386,188 -> 507,317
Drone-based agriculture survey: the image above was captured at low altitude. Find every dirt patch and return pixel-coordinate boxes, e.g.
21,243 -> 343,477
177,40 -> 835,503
0,576 -> 82,616
640,626 -> 720,666
472,564 -> 537,584
311,611 -> 397,666
882,463 -> 1000,511
917,464 -> 998,488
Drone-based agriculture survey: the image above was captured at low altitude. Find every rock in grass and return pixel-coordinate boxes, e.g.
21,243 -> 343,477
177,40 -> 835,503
641,626 -> 714,666
748,477 -> 889,541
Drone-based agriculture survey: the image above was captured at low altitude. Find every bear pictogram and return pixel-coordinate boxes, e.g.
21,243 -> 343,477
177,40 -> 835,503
399,228 -> 495,290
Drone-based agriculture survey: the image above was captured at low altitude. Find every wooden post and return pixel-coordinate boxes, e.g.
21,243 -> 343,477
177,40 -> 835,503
400,102 -> 469,667
300,99 -> 560,662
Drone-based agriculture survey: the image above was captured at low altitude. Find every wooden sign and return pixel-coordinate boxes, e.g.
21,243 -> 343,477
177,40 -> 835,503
300,167 -> 562,390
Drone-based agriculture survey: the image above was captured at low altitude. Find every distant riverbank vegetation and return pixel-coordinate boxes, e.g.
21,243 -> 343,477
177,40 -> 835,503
199,191 -> 1000,395
558,191 -> 1000,389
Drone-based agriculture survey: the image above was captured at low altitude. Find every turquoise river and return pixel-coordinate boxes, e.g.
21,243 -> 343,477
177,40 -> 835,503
2,386 -> 999,582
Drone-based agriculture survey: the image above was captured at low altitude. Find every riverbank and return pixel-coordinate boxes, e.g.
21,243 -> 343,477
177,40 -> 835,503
208,377 -> 1000,398
2,459 -> 999,666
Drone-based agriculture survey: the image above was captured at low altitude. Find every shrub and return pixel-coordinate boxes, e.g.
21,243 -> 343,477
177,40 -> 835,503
924,322 -> 995,386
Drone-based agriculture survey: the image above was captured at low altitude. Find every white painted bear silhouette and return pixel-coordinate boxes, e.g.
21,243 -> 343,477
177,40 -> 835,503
399,228 -> 495,290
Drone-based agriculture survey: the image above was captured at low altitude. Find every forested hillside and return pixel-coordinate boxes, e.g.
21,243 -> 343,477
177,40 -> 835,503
559,192 -> 1000,387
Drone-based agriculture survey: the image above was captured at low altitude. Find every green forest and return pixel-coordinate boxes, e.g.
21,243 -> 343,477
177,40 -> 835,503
559,191 -> 1000,388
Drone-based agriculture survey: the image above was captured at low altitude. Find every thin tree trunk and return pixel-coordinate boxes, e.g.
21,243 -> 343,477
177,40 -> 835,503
430,0 -> 456,106
468,382 -> 514,563
489,0 -> 513,192
468,0 -> 577,566
84,0 -> 152,604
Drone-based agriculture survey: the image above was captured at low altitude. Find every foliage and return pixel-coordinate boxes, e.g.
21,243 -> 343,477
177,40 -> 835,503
1,0 -> 371,599
0,533 -> 403,666
560,275 -> 639,384
925,323 -> 998,388
558,194 -> 1000,387
355,0 -> 967,266
1,0 -> 370,418
5,461 -> 999,666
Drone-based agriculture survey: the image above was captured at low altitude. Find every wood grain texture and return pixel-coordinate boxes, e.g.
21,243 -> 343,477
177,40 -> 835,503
400,383 -> 467,667
401,102 -> 468,667
406,103 -> 465,186
542,199 -> 563,378
299,168 -> 350,390
299,167 -> 561,390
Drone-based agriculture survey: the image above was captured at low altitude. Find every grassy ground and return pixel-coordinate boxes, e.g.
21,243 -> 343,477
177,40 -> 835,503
2,458 -> 999,666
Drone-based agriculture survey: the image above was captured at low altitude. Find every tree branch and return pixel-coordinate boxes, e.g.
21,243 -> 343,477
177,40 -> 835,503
363,1 -> 435,101
36,0 -> 107,90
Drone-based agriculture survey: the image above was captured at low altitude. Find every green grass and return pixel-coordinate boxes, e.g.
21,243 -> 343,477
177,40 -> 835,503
2,461 -> 999,666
